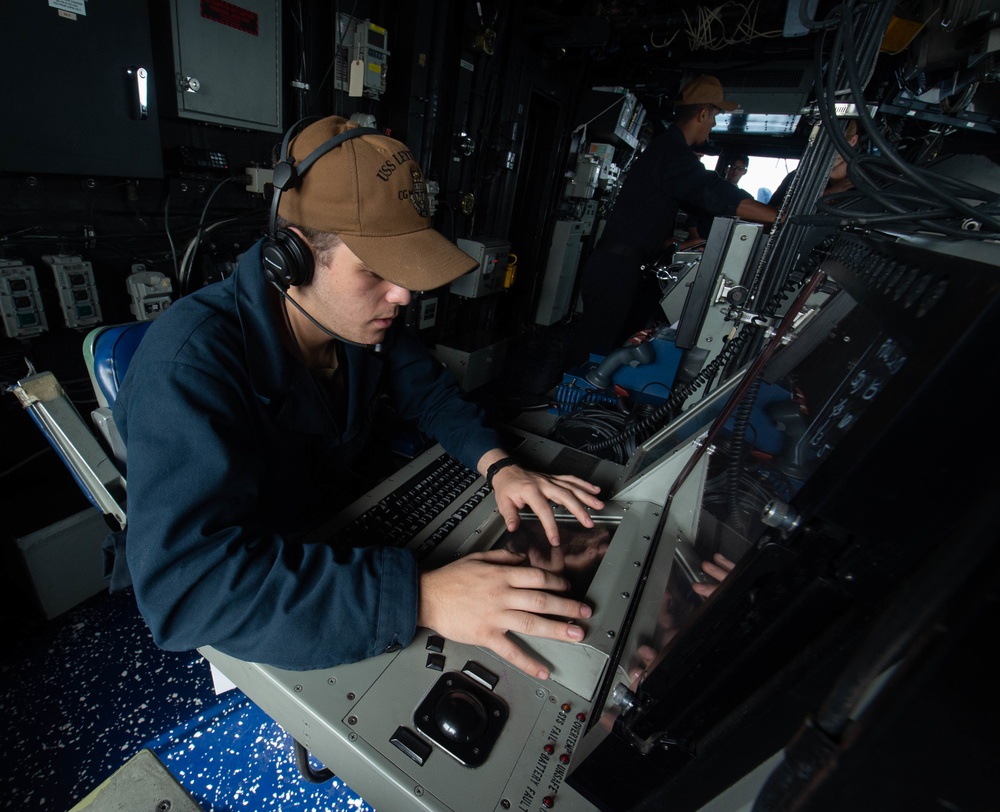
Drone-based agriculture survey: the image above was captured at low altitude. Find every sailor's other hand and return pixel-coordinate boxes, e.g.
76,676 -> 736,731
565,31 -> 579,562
491,463 -> 604,546
691,552 -> 736,598
418,549 -> 592,680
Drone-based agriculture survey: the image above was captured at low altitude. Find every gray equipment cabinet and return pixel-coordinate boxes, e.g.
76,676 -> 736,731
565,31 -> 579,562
157,0 -> 283,133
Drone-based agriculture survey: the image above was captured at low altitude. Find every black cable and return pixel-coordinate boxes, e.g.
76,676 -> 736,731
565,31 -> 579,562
725,376 -> 760,533
857,156 -> 1000,202
163,193 -> 179,280
581,321 -> 758,456
819,13 -> 890,201
830,4 -> 1000,233
797,0 -> 845,31
585,257 -> 808,459
796,203 -> 1000,238
551,401 -> 641,464
178,178 -> 256,294
0,447 -> 53,479
314,0 -> 360,115
293,739 -> 335,784
289,0 -> 309,119
815,6 -> 903,216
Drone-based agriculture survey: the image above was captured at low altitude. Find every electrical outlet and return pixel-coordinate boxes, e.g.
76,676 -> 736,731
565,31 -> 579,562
245,167 -> 274,195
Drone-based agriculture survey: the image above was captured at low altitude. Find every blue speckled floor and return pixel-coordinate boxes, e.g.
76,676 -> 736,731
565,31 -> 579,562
0,589 -> 375,811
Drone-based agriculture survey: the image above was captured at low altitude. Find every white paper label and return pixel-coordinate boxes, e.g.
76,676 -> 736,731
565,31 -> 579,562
50,0 -> 87,15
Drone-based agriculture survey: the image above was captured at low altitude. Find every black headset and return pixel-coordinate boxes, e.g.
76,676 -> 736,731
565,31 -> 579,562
261,117 -> 379,289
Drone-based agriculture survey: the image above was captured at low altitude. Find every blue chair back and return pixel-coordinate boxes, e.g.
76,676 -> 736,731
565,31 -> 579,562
85,320 -> 152,409
84,320 -> 153,466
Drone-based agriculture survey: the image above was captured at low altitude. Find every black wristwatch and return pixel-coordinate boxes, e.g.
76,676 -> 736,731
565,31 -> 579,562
485,457 -> 518,488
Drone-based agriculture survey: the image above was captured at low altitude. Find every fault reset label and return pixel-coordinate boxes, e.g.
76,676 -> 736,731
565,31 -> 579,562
201,0 -> 259,36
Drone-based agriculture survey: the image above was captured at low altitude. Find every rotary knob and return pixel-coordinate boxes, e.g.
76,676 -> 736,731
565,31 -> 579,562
726,285 -> 750,306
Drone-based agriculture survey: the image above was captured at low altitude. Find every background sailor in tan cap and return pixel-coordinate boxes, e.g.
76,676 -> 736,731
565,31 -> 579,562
569,75 -> 778,364
111,116 -> 604,680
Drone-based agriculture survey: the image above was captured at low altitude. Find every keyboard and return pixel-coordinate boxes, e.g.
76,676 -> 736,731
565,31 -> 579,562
337,453 -> 492,557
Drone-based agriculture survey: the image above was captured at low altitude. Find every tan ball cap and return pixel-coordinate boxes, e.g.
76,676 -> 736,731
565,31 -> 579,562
676,75 -> 739,111
277,116 -> 476,290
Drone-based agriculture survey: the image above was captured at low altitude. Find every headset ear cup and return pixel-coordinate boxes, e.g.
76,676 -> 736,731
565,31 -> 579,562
261,236 -> 292,289
263,122 -> 379,290
262,228 -> 314,288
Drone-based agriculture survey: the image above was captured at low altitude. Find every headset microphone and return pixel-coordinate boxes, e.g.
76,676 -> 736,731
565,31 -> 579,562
272,279 -> 383,353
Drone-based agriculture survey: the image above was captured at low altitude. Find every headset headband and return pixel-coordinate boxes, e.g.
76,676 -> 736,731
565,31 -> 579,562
267,118 -> 380,240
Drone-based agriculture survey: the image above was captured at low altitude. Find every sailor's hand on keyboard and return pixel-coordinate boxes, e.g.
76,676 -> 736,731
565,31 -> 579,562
418,548 -> 593,680
491,465 -> 604,546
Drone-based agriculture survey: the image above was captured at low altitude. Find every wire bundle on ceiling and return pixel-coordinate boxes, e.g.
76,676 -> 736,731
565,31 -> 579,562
794,0 -> 1000,239
682,1 -> 784,51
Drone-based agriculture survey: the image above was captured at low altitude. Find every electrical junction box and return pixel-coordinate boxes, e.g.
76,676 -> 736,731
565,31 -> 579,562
451,238 -> 511,298
160,0 -> 282,132
564,154 -> 600,199
42,255 -> 102,329
0,260 -> 48,339
587,142 -> 616,169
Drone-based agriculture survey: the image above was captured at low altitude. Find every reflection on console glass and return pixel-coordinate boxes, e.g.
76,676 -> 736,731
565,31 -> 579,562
491,518 -> 615,599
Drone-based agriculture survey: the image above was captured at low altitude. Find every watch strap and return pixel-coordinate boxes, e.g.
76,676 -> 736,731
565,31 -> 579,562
485,457 -> 518,488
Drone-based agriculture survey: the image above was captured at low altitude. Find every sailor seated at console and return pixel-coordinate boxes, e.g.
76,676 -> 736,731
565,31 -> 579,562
109,116 -> 605,679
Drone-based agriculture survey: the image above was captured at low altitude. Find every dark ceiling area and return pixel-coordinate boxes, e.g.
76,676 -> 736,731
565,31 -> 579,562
520,0 -> 1000,158
522,2 -> 823,103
